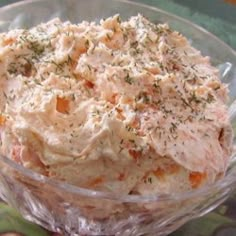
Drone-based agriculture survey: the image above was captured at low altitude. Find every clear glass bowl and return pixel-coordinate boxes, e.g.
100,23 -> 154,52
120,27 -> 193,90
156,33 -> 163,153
0,0 -> 236,235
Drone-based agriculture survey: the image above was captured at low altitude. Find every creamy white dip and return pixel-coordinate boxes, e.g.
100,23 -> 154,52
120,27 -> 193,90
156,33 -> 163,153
0,15 -> 233,195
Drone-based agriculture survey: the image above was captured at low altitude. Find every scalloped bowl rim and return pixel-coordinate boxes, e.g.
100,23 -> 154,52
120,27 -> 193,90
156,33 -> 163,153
0,0 -> 235,203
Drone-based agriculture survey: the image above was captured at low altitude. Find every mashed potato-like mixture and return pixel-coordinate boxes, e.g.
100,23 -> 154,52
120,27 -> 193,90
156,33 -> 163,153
0,15 -> 233,195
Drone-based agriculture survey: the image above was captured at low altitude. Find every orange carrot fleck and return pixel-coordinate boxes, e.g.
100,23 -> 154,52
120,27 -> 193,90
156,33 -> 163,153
153,168 -> 165,179
88,177 -> 104,187
84,80 -> 94,89
109,93 -> 118,104
0,115 -> 6,126
189,171 -> 206,189
56,97 -> 70,114
129,149 -> 142,161
115,107 -> 122,113
130,116 -> 140,129
3,38 -> 15,46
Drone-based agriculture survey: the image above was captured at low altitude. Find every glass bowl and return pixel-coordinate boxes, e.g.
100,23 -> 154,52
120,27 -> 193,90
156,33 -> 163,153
0,0 -> 236,235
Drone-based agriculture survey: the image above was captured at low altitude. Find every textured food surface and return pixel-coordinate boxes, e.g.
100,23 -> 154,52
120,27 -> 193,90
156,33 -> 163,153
0,15 -> 233,195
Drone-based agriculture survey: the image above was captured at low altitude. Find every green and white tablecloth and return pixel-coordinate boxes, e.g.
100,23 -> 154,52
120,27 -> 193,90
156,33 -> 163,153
0,0 -> 235,236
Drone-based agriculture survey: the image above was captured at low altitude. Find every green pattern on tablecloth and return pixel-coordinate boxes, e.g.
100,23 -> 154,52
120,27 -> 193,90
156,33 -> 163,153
0,203 -> 50,236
